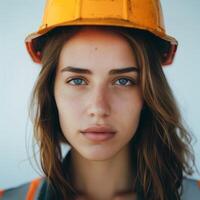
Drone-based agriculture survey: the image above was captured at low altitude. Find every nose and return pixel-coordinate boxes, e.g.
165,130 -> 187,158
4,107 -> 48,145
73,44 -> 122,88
86,86 -> 111,118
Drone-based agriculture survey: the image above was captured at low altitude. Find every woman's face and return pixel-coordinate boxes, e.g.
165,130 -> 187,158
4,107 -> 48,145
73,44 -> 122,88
54,27 -> 143,160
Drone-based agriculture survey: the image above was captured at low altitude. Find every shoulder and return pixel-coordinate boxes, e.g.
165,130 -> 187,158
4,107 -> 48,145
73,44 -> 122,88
1,176 -> 200,200
0,177 -> 45,200
181,176 -> 200,200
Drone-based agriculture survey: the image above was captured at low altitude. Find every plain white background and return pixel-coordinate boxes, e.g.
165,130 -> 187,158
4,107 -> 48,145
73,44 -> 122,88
0,0 -> 200,189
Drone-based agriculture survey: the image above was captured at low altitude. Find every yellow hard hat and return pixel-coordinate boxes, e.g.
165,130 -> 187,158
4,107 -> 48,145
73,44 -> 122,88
25,0 -> 178,66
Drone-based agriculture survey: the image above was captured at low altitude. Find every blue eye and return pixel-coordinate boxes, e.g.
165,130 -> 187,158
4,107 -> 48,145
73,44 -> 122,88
115,78 -> 136,86
66,77 -> 136,86
67,78 -> 86,85
69,78 -> 85,85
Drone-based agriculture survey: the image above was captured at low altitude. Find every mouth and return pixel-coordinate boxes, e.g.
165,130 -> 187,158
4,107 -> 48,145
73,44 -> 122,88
80,125 -> 116,142
81,132 -> 116,142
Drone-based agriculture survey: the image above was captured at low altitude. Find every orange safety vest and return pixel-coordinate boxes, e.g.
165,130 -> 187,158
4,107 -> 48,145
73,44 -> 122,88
1,150 -> 200,200
1,176 -> 200,199
0,177 -> 44,200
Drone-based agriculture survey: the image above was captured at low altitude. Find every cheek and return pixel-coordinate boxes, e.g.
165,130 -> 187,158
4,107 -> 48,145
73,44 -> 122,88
56,94 -> 82,119
54,88 -> 84,132
114,89 -> 143,114
114,91 -> 143,135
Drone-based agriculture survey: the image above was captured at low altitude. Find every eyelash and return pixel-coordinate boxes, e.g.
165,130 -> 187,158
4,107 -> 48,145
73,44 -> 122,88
66,76 -> 137,87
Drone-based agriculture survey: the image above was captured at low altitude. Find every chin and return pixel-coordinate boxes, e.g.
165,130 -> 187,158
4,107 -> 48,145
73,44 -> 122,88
77,146 -> 120,161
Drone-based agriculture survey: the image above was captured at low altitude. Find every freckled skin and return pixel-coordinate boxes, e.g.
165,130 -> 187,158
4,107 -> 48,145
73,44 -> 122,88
54,27 -> 143,199
54,27 -> 143,160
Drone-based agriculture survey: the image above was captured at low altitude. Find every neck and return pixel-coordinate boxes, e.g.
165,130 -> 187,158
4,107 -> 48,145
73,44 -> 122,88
68,144 -> 136,199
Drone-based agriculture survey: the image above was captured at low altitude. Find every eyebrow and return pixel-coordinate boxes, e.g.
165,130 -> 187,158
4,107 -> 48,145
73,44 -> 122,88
60,66 -> 139,75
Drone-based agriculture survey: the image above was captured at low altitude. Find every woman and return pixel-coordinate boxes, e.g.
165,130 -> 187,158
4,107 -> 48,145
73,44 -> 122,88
1,0 -> 200,199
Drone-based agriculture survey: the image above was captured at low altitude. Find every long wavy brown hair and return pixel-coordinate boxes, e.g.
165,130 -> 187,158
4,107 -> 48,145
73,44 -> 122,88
28,25 -> 197,200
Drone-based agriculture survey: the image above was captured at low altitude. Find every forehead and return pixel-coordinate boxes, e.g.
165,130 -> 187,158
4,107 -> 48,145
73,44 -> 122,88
58,27 -> 137,71
67,26 -> 128,40
61,26 -> 132,49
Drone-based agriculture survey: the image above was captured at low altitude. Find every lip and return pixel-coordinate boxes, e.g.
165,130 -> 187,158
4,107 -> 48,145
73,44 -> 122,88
80,125 -> 116,134
80,125 -> 116,142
